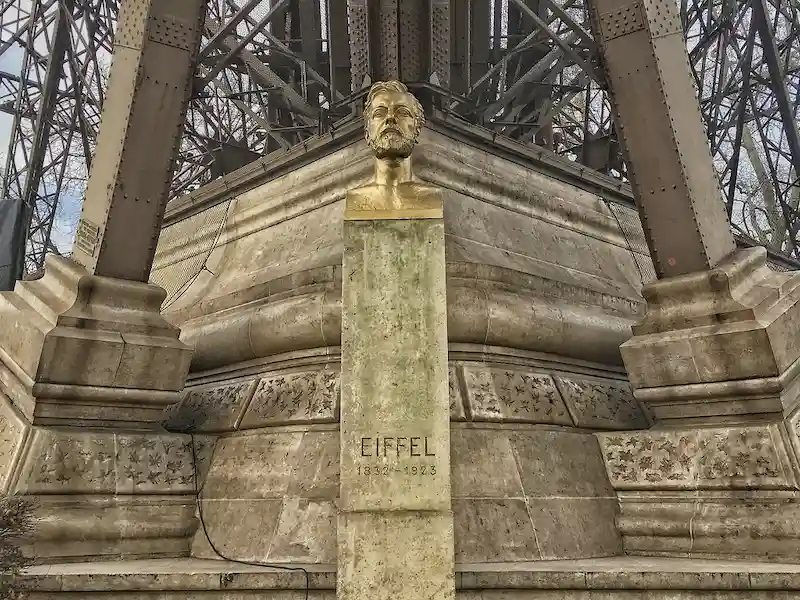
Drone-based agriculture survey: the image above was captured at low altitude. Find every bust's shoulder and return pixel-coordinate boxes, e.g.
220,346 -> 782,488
399,181 -> 441,196
347,183 -> 380,196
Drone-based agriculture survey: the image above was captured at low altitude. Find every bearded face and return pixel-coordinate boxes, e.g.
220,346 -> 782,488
365,90 -> 420,160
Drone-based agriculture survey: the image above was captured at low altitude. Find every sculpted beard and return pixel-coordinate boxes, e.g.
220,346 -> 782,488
368,129 -> 416,159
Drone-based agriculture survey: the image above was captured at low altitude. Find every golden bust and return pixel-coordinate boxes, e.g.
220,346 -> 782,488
345,81 -> 442,220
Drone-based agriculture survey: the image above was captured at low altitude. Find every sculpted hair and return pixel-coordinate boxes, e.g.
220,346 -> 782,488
364,80 -> 425,141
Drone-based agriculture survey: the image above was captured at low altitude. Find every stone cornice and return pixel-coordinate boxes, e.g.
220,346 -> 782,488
162,116 -> 640,227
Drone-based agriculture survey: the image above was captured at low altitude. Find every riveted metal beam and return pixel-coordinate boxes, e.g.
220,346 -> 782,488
72,0 -> 206,281
587,0 -> 737,277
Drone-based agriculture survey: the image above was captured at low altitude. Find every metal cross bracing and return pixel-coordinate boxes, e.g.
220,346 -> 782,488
0,0 -> 798,283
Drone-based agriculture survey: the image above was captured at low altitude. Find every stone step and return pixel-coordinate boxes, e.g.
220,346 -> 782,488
16,556 -> 800,598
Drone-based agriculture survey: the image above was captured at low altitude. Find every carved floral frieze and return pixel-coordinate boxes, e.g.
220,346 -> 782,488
598,425 -> 795,490
462,367 -> 573,424
0,395 -> 25,493
164,380 -> 256,433
17,429 -> 207,494
554,375 -> 648,429
240,370 -> 340,427
449,366 -> 466,421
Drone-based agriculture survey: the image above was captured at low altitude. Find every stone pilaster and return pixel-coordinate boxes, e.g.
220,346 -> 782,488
0,254 -> 208,561
338,194 -> 454,599
0,0 -> 208,562
587,0 -> 800,560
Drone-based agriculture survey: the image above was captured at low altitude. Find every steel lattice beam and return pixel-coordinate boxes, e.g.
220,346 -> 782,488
1,0 -> 798,284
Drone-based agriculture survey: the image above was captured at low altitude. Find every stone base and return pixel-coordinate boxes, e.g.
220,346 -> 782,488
190,424 -> 622,565
621,247 -> 800,424
0,391 -> 216,561
14,557 -> 800,598
597,421 -> 800,560
0,254 -> 192,427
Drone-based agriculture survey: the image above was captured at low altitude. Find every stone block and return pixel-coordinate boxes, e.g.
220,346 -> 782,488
164,379 -> 257,432
527,497 -> 622,559
267,497 -> 337,563
113,332 -> 193,391
191,498 -> 284,561
462,366 -> 573,425
16,428 -> 117,494
285,430 -> 340,498
201,430 -> 304,499
451,429 -> 524,498
554,374 -> 648,429
24,494 -> 197,561
0,391 -> 28,493
39,326 -> 126,388
239,369 -> 339,428
617,492 -> 800,559
449,365 -> 467,421
511,430 -> 616,498
338,511 -> 455,600
453,498 -> 541,562
14,428 -> 201,495
597,425 -> 797,490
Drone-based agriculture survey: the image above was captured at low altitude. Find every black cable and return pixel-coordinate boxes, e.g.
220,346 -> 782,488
189,434 -> 311,600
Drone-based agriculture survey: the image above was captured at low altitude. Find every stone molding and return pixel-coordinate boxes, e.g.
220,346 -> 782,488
178,262 -> 640,373
616,491 -> 800,559
597,424 -> 798,491
165,351 -> 646,434
16,556 -> 800,594
0,408 -> 216,561
622,247 -> 800,422
0,255 -> 192,426
597,422 -> 800,560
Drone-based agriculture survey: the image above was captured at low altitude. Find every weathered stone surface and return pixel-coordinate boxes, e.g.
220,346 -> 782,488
451,429 -> 524,498
164,379 -> 257,432
340,218 -> 451,512
554,374 -> 648,429
450,427 -> 621,561
200,431 -> 305,499
597,425 -> 796,490
528,498 -> 621,559
0,391 -> 28,493
268,497 -> 337,562
617,492 -> 800,559
24,494 -> 198,562
449,365 -> 467,421
240,369 -> 339,428
462,367 -> 573,424
190,428 -> 337,564
453,498 -> 541,562
14,428 -> 202,495
192,498 -> 284,561
286,430 -> 339,498
512,430 -> 617,499
16,554 -> 800,597
338,512 -> 455,600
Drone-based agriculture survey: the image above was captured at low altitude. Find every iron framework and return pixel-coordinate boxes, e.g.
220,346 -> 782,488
0,0 -> 798,280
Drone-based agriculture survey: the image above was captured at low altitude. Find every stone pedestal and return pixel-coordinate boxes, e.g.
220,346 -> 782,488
0,255 -> 205,561
337,194 -> 455,600
600,247 -> 800,559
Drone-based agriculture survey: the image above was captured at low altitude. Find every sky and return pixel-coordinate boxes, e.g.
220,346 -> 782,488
0,41 -> 82,253
0,44 -> 21,163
